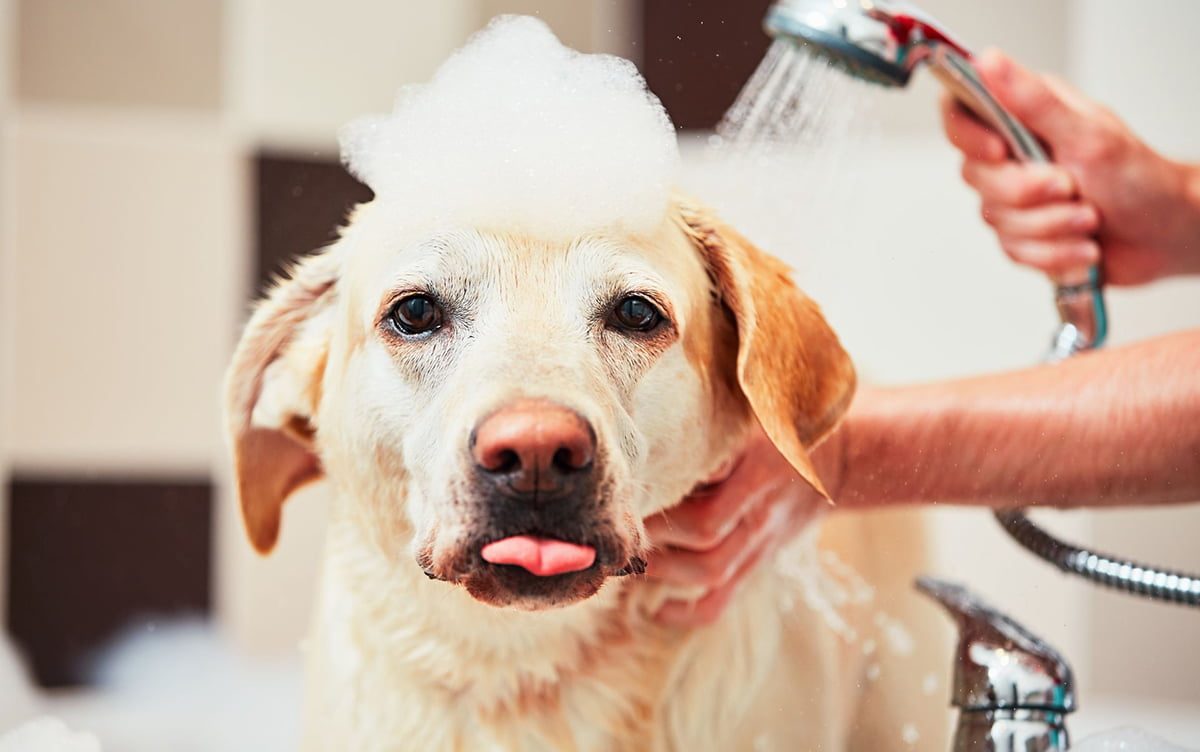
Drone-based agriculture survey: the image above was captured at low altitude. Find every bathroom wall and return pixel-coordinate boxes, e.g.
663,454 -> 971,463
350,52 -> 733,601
1068,0 -> 1200,704
1,0 -> 1197,717
0,0 -> 13,629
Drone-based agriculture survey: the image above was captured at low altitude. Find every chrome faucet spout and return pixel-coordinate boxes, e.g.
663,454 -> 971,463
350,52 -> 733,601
916,577 -> 1075,751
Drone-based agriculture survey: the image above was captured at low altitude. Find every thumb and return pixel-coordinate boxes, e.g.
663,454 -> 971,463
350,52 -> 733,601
975,48 -> 1078,145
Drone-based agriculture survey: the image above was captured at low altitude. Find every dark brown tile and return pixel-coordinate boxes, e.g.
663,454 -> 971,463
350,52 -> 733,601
640,0 -> 774,130
255,154 -> 374,297
5,476 -> 212,688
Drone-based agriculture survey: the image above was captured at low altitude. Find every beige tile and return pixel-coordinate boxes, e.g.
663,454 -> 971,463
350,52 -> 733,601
1087,505 -> 1200,702
1070,0 -> 1200,158
17,0 -> 222,109
6,111 -> 243,472
232,0 -> 633,151
236,0 -> 478,150
1,0 -> 14,107
478,0 -> 638,57
216,480 -> 329,655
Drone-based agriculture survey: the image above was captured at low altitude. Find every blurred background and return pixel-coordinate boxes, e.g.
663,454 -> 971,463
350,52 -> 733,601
1,0 -> 1198,747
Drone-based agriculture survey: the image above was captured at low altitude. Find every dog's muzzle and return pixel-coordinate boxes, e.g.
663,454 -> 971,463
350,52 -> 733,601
424,398 -> 645,607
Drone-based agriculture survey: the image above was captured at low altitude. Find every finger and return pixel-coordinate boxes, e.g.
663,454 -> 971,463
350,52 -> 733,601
1000,238 -> 1102,275
645,484 -> 792,587
981,202 -> 1100,240
962,161 -> 1076,207
655,540 -> 770,627
643,495 -> 738,552
1044,75 -> 1097,114
644,468 -> 776,551
975,48 -> 1079,144
644,510 -> 756,587
940,94 -> 1007,162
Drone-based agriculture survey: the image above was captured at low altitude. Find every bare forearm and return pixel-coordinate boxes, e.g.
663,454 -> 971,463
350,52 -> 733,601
835,328 -> 1200,508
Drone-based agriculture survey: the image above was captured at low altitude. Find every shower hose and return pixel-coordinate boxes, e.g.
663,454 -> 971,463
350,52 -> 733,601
994,509 -> 1200,607
993,306 -> 1200,608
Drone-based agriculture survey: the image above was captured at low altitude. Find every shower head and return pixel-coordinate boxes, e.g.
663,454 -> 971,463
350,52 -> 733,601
768,0 -> 974,87
762,0 -> 1045,164
763,0 -> 967,89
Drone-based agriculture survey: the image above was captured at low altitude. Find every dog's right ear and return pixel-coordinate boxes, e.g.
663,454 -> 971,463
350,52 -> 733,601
224,251 -> 339,554
676,200 -> 856,501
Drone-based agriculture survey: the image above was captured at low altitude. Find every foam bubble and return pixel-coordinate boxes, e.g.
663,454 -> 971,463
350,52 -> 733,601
340,15 -> 679,240
0,636 -> 38,729
921,673 -> 939,696
874,611 -> 915,657
0,718 -> 100,752
1072,728 -> 1191,752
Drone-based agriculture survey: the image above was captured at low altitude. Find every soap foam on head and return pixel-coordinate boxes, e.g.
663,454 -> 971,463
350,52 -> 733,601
340,16 -> 679,240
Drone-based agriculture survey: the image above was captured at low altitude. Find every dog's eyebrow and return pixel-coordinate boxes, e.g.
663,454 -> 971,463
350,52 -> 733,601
369,235 -> 479,324
409,233 -> 465,263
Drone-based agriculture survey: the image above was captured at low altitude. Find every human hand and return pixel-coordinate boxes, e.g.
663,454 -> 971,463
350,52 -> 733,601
643,423 -> 836,627
941,49 -> 1200,285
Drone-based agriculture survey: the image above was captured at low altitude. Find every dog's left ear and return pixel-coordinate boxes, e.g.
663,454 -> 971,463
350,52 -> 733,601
677,201 -> 856,499
223,250 -> 339,554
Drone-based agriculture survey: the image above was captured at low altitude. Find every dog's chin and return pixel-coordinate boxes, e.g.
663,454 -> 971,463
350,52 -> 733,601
462,564 -> 611,610
422,532 -> 646,610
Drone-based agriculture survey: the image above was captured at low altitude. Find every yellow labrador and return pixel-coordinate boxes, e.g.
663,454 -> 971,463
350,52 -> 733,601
225,196 -> 945,750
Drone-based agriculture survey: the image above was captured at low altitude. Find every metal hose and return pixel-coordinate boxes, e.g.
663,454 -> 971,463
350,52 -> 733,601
994,510 -> 1200,608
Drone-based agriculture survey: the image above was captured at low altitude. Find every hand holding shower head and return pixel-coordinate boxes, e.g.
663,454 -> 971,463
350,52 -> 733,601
758,0 -> 1200,612
764,0 -> 1107,357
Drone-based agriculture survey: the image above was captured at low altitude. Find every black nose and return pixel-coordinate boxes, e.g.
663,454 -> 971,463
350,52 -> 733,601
471,399 -> 595,496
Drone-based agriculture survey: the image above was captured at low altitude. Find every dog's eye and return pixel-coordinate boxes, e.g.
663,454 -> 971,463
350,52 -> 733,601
610,295 -> 662,333
389,294 -> 443,335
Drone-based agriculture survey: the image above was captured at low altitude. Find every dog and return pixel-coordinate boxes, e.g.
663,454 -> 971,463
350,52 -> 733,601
224,188 -> 949,749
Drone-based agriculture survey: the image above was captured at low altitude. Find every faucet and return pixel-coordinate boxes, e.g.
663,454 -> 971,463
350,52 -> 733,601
916,577 -> 1076,751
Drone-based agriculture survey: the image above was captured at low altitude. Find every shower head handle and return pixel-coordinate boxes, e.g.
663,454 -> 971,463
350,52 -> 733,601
925,46 -> 1108,357
926,49 -> 1109,358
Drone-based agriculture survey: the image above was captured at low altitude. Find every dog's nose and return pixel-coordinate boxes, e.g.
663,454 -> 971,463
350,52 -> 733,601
472,399 -> 595,494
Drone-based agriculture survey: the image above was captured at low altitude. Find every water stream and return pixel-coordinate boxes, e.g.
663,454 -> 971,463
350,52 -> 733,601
716,39 -> 876,151
691,39 -> 887,262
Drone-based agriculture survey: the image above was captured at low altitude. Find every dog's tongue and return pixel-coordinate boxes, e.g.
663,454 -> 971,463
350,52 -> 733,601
481,536 -> 596,576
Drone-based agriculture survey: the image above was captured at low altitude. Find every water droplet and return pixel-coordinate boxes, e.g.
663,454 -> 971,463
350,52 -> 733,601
922,674 -> 938,696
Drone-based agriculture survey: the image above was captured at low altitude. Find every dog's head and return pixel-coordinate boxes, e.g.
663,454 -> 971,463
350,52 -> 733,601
224,199 -> 854,609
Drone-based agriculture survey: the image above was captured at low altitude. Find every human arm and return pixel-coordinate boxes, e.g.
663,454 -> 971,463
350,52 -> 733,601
836,328 -> 1200,508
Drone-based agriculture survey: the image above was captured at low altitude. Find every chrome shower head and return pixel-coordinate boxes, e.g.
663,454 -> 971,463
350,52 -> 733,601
763,0 -> 967,89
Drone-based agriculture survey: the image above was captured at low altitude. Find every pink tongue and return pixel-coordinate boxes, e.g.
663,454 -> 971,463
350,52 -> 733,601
481,536 -> 597,576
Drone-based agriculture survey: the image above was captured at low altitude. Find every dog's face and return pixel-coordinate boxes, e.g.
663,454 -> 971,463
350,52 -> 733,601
224,201 -> 854,610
